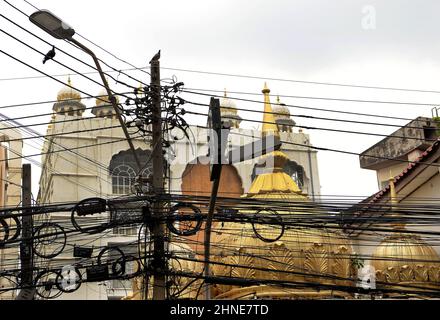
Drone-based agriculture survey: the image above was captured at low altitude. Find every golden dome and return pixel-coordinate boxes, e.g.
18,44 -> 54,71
272,96 -> 290,117
247,151 -> 305,199
93,84 -> 119,118
370,176 -> 440,293
95,87 -> 119,107
212,227 -> 354,299
57,76 -> 81,102
372,233 -> 440,288
211,84 -> 354,299
220,90 -> 238,116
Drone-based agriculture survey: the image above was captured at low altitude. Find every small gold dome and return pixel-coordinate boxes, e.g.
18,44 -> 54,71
370,176 -> 440,293
95,88 -> 119,107
220,90 -> 238,116
372,233 -> 440,288
57,77 -> 81,102
272,96 -> 290,118
248,151 -> 305,198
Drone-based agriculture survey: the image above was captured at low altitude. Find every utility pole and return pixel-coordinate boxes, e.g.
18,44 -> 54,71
17,164 -> 34,300
204,98 -> 225,300
150,51 -> 166,300
203,100 -> 281,299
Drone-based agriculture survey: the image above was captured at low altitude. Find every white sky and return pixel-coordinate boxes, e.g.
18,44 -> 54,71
1,0 -> 440,198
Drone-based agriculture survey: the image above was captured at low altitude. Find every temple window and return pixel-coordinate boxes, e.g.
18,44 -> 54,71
109,148 -> 153,195
251,159 -> 304,189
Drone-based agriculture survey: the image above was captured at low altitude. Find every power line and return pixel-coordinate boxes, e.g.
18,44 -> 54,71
181,90 -> 431,122
185,105 -> 439,149
0,47 -> 125,106
0,123 -> 122,144
191,123 -> 440,168
0,67 -> 144,82
183,88 -> 439,113
2,1 -> 150,88
161,67 -> 440,95
183,102 -> 440,138
0,27 -> 114,91
18,0 -> 151,77
5,59 -> 440,101
0,113 -> 118,131
0,134 -> 143,163
0,111 -> 129,189
0,92 -> 429,136
0,94 -> 130,111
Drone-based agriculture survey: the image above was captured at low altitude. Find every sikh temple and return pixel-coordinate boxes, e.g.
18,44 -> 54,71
36,78 -> 440,300
37,79 -> 320,299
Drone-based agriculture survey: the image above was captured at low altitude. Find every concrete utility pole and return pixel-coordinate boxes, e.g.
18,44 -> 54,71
150,51 -> 166,300
16,164 -> 34,300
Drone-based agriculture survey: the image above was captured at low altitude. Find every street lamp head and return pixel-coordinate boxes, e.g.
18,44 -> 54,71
29,10 -> 75,40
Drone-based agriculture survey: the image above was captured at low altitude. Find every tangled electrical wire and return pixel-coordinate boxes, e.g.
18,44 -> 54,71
123,80 -> 189,149
2,193 -> 440,300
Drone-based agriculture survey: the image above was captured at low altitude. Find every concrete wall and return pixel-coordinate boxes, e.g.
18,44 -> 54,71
359,117 -> 437,170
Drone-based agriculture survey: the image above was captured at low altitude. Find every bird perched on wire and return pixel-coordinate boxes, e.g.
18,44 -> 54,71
149,50 -> 160,64
43,46 -> 56,64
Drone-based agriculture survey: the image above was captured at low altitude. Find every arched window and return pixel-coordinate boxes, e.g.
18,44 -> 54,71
251,160 -> 304,189
109,149 -> 153,195
284,160 -> 304,189
111,164 -> 137,194
109,149 -> 153,236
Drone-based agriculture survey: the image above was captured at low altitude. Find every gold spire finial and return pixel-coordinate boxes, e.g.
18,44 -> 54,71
261,83 -> 279,137
276,95 -> 281,104
224,88 -> 227,97
67,75 -> 72,86
262,82 -> 270,94
245,83 -> 305,198
389,173 -> 405,230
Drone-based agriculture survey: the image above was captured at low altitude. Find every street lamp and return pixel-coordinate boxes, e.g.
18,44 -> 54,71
29,10 -> 142,171
29,10 -> 75,40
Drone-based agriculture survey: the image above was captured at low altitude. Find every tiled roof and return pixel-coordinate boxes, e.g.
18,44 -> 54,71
369,138 -> 440,203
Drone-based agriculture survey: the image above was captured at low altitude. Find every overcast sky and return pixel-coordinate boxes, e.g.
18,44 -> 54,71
1,0 -> 440,198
